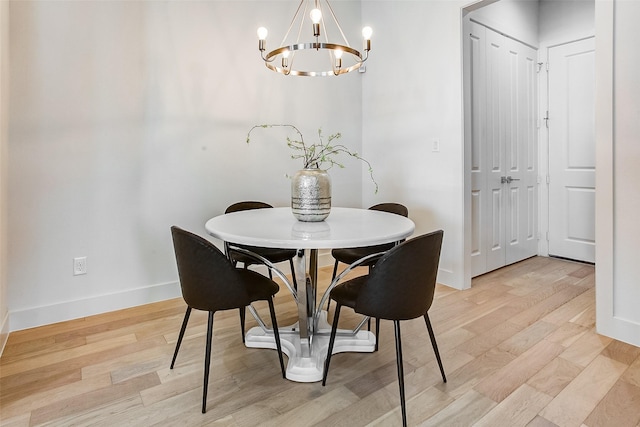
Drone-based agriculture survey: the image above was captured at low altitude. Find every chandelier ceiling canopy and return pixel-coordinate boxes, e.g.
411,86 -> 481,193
257,0 -> 372,77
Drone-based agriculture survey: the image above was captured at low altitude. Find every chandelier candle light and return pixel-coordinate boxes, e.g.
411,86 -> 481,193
257,0 -> 372,76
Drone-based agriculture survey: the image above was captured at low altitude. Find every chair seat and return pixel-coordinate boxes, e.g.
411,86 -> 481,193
329,275 -> 367,309
331,243 -> 394,266
239,269 -> 281,302
230,245 -> 297,265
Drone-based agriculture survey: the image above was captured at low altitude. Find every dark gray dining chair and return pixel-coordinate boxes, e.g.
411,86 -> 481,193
170,226 -> 285,413
225,201 -> 298,291
329,203 -> 409,282
322,230 -> 446,427
327,203 -> 409,331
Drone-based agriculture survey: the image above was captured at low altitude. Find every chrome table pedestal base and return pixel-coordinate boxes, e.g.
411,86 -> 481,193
244,310 -> 375,382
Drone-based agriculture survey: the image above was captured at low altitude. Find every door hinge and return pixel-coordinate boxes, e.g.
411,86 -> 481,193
543,110 -> 549,129
546,175 -> 550,184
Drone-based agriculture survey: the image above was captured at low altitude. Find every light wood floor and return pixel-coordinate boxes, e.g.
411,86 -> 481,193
1,256 -> 640,426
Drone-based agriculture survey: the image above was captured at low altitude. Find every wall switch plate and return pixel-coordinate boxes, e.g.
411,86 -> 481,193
73,257 -> 87,275
432,139 -> 440,152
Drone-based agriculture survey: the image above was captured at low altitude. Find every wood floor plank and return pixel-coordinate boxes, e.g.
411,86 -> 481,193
314,385 -> 400,426
497,320 -> 559,356
559,329 -> 613,367
539,355 -> 628,427
0,373 -> 113,420
29,372 -> 160,425
435,348 -> 516,399
542,287 -> 595,326
366,386 -> 454,427
544,321 -> 589,348
601,339 -> 640,366
261,386 -> 360,427
622,353 -> 640,388
474,339 -> 565,403
417,389 -> 496,426
526,415 -> 560,427
527,356 -> 583,397
508,282 -> 590,329
456,321 -> 524,358
0,334 -> 138,378
583,379 -> 640,427
474,384 -> 553,427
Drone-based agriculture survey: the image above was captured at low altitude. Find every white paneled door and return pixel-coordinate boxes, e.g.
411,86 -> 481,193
548,37 -> 596,263
468,21 -> 538,277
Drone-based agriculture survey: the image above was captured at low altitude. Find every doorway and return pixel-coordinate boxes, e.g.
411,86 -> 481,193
463,0 -> 596,284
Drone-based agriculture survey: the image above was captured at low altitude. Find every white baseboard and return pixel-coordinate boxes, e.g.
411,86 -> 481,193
8,251 -> 336,333
9,281 -> 181,332
0,310 -> 9,357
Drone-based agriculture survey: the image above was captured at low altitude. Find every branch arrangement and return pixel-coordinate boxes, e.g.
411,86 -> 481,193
246,124 -> 378,193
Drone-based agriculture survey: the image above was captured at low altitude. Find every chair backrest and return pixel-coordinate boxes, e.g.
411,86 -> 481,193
355,230 -> 444,321
369,203 -> 409,218
225,201 -> 273,214
171,226 -> 250,312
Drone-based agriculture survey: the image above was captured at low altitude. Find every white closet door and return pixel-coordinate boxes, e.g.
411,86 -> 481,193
504,36 -> 538,265
468,21 -> 538,277
548,37 -> 596,263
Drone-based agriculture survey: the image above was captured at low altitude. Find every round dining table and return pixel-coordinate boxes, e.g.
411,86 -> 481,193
205,206 -> 415,382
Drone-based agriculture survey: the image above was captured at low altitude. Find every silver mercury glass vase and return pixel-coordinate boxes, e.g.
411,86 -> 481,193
291,168 -> 331,222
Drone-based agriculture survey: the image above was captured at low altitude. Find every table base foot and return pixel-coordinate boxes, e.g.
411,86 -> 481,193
244,311 -> 376,383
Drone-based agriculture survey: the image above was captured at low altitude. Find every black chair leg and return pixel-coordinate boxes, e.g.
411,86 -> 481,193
170,307 -> 192,369
202,311 -> 214,413
289,259 -> 298,291
394,321 -> 407,427
375,317 -> 380,352
327,260 -> 340,311
424,313 -> 446,383
322,303 -> 341,386
331,259 -> 339,281
239,306 -> 246,343
268,298 -> 286,378
366,267 -> 373,331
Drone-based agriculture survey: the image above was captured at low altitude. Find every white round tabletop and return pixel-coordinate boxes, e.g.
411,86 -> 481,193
205,207 -> 415,250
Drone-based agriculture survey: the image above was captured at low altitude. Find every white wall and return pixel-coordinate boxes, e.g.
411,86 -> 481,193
468,0 -> 539,47
361,0 -> 469,288
539,0 -> 595,45
595,0 -> 640,347
7,0 -> 364,330
0,0 -> 9,351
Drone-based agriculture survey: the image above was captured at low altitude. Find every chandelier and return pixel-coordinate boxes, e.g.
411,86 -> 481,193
257,0 -> 372,77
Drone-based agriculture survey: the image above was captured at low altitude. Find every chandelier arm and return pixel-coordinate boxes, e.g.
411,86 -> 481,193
325,0 -> 352,47
286,0 -> 310,66
280,0 -> 306,47
319,3 -> 329,44
261,50 -> 277,63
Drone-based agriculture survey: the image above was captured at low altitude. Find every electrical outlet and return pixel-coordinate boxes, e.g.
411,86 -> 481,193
432,139 -> 440,152
73,257 -> 87,276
